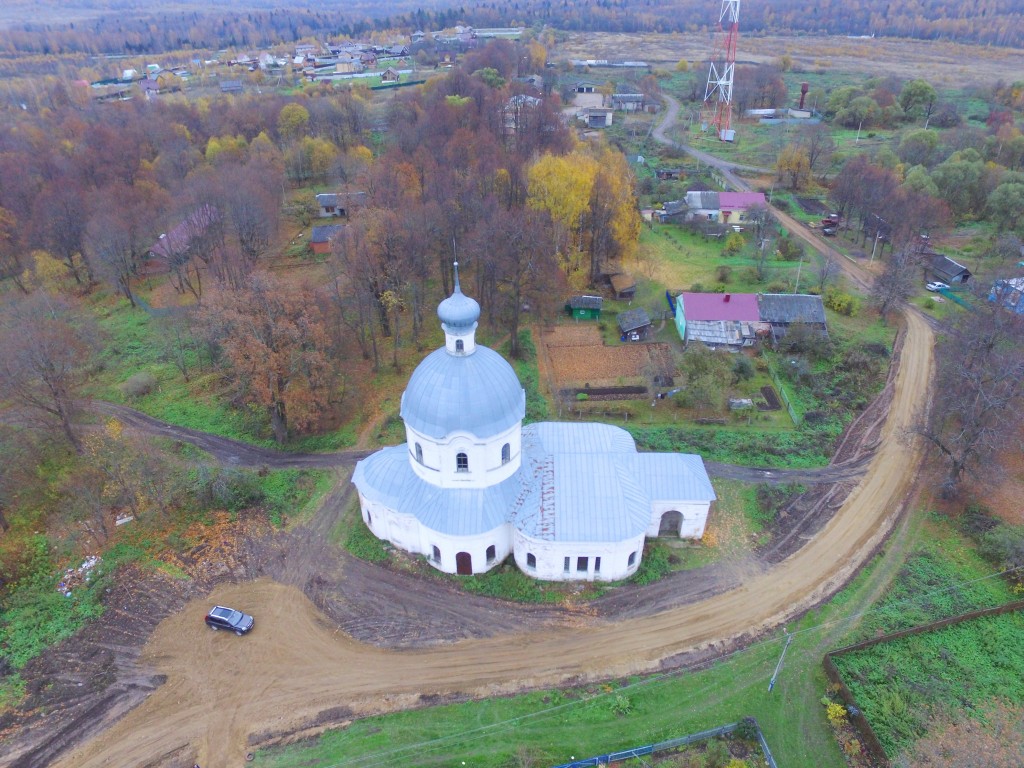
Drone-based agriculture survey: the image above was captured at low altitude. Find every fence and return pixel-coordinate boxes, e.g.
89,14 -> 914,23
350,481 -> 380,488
822,598 -> 1024,768
550,718 -> 778,768
769,367 -> 802,425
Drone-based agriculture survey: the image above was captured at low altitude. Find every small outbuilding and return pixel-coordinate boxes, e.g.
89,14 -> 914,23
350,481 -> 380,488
617,308 -> 652,341
926,253 -> 972,285
310,224 -> 345,254
566,295 -> 603,320
609,273 -> 637,300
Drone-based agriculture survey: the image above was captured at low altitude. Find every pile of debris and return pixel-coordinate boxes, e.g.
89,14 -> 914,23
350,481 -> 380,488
56,555 -> 102,597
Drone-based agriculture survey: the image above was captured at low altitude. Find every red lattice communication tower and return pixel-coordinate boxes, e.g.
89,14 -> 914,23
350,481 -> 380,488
701,0 -> 741,142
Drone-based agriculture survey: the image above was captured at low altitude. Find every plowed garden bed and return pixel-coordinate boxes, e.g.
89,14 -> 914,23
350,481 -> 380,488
542,326 -> 674,388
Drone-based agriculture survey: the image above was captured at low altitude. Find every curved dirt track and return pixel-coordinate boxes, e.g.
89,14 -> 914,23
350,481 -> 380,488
49,310 -> 934,768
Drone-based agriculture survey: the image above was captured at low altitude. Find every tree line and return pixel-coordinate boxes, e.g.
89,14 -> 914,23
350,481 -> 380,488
0,0 -> 1021,57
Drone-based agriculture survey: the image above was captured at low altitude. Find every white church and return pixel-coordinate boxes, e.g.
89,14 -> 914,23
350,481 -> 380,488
352,267 -> 716,582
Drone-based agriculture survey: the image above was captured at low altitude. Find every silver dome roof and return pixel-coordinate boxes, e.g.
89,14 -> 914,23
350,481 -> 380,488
400,346 -> 525,439
437,263 -> 480,329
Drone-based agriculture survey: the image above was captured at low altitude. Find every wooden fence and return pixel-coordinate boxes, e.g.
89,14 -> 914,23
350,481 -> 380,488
822,599 -> 1024,767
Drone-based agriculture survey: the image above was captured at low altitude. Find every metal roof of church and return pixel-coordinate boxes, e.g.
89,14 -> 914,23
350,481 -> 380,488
353,423 -> 715,542
400,346 -> 526,439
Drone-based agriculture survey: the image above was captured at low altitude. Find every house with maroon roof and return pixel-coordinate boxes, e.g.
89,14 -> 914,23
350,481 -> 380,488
674,292 -> 768,348
717,192 -> 767,226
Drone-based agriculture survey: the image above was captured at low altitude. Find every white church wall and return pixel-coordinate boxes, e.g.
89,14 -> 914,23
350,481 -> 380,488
420,523 -> 513,575
359,492 -> 419,553
646,501 -> 712,539
512,530 -> 644,582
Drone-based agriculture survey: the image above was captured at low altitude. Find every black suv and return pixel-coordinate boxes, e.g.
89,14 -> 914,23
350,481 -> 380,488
204,605 -> 255,635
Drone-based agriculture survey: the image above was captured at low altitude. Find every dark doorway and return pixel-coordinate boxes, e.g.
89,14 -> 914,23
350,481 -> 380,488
456,551 -> 472,575
659,510 -> 683,536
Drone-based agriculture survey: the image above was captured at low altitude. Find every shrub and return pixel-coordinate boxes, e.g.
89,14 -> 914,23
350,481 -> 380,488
824,287 -> 861,316
610,694 -> 633,716
979,524 -> 1024,571
826,701 -> 848,727
732,357 -> 755,382
118,372 -> 158,399
632,543 -> 671,585
923,297 -> 936,311
716,265 -> 732,283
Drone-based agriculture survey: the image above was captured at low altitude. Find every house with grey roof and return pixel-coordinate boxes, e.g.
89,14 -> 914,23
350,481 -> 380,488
352,266 -> 715,582
617,308 -> 652,340
925,253 -> 971,285
757,293 -> 828,343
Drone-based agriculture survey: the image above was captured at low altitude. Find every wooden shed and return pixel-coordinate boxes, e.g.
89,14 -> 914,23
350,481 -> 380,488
566,295 -> 603,320
609,273 -> 637,300
617,308 -> 652,341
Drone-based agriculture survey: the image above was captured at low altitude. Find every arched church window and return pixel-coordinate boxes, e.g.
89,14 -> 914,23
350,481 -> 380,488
628,551 -> 637,567
432,545 -> 441,562
501,443 -> 510,464
456,452 -> 469,472
455,339 -> 464,352
526,552 -> 537,568
415,443 -> 423,464
486,545 -> 496,563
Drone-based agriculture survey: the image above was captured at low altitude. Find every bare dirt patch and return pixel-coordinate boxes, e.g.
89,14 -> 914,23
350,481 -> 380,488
542,326 -> 673,388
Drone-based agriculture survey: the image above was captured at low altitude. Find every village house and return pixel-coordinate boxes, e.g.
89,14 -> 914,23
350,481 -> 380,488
352,268 -> 715,581
757,293 -> 829,344
674,292 -> 765,348
381,67 -> 401,84
717,192 -> 767,226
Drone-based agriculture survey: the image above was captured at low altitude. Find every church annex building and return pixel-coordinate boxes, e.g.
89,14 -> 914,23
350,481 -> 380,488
352,268 -> 716,582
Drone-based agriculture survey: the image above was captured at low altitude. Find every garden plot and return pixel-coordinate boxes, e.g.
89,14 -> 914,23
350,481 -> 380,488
542,326 -> 673,389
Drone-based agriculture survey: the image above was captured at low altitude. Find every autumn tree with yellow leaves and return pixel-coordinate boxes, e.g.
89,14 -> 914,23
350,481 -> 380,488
527,146 -> 640,286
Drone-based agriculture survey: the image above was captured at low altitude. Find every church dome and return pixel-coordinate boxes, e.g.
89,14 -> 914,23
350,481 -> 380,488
401,346 -> 526,439
437,286 -> 480,330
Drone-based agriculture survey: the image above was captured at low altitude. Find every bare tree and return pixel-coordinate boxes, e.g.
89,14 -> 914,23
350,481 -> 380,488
871,247 -> 918,318
918,289 -> 1024,495
0,293 -> 101,452
813,251 -> 840,293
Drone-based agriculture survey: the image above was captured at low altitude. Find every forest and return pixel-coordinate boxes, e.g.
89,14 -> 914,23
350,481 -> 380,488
0,0 -> 1021,56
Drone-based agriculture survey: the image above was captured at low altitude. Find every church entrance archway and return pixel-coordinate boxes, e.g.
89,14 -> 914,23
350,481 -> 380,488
659,510 -> 683,536
456,551 -> 473,575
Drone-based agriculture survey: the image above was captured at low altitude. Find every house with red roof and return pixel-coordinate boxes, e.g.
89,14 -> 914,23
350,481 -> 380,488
717,192 -> 767,226
674,292 -> 768,348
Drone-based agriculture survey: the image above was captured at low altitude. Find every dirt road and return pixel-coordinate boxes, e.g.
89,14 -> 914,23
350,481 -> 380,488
41,305 -> 932,768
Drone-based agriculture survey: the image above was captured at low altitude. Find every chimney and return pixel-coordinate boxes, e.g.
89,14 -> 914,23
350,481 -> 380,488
724,294 -> 731,302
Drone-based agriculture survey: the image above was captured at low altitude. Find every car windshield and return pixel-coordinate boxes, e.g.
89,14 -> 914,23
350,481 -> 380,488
227,610 -> 243,623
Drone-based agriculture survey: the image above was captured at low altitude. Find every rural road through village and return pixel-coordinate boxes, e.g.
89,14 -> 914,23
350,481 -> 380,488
45,104 -> 935,768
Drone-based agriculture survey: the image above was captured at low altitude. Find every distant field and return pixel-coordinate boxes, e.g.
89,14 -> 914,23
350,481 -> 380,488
555,31 -> 1024,90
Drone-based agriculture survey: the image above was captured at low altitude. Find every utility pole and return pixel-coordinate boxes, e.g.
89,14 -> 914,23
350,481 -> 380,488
768,631 -> 793,693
